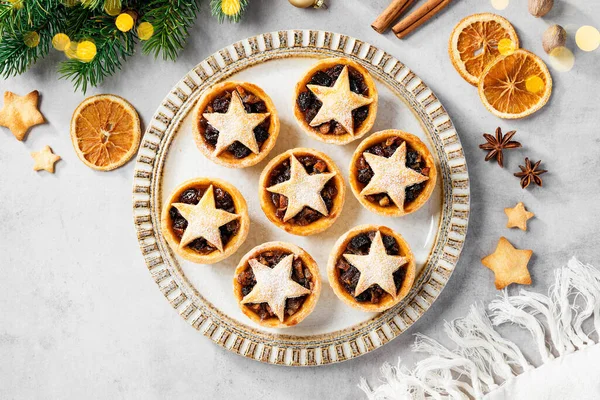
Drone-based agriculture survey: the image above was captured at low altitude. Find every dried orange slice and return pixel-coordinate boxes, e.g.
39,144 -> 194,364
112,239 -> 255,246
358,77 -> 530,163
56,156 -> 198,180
478,49 -> 552,119
449,13 -> 519,85
70,94 -> 141,171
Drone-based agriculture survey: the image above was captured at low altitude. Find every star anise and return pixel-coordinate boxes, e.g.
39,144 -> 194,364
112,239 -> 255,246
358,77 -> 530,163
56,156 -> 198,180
514,158 -> 547,189
479,127 -> 522,168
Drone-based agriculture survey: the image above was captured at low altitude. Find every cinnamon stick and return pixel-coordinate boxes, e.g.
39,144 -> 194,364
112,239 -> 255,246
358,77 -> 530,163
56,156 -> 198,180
392,0 -> 453,39
371,0 -> 416,34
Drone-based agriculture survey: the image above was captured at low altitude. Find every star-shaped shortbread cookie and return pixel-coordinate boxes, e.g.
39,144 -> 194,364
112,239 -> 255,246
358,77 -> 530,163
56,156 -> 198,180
31,145 -> 61,173
361,142 -> 429,210
307,66 -> 372,135
241,254 -> 311,321
172,185 -> 239,252
505,202 -> 534,231
343,231 -> 408,298
267,155 -> 335,222
482,237 -> 533,290
0,90 -> 45,141
203,91 -> 269,155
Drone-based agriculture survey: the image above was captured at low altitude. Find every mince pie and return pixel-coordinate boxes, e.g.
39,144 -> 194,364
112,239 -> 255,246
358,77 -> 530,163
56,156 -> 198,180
327,225 -> 416,312
258,148 -> 345,236
293,57 -> 378,145
193,81 -> 280,168
233,241 -> 321,328
161,177 -> 250,264
349,130 -> 437,217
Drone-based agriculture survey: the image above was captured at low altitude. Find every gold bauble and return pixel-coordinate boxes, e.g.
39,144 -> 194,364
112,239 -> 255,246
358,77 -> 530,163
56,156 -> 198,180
288,0 -> 326,8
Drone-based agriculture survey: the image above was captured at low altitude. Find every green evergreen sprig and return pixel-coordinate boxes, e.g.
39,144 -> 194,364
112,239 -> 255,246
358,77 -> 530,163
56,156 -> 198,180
139,0 -> 200,61
59,12 -> 135,92
0,0 -> 249,92
0,1 -> 66,78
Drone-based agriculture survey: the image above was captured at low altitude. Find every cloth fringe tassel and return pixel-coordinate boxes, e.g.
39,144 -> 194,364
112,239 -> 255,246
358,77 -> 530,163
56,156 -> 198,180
359,257 -> 600,400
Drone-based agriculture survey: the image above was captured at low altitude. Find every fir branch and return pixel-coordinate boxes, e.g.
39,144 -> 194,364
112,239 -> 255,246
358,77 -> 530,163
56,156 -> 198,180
0,0 -> 250,91
58,13 -> 135,93
211,0 -> 248,23
79,0 -> 104,10
0,1 -> 65,78
139,0 -> 200,61
0,31 -> 49,77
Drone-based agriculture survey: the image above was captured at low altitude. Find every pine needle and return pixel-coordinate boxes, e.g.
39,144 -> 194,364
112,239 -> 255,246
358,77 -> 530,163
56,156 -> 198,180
0,0 -> 230,91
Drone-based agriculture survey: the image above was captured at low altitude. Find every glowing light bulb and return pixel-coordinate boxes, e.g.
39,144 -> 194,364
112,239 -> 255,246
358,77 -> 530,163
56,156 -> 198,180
23,31 -> 40,48
115,13 -> 134,32
52,33 -> 71,51
137,22 -> 154,41
525,76 -> 545,93
575,26 -> 600,52
549,46 -> 575,72
76,40 -> 97,63
491,0 -> 509,11
498,38 -> 516,56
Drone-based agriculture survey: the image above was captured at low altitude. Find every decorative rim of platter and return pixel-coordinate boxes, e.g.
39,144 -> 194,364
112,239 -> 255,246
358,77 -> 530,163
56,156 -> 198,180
132,30 -> 470,367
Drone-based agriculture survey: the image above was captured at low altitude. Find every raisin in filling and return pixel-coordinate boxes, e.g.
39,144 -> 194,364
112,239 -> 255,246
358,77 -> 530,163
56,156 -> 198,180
199,85 -> 270,159
237,250 -> 313,320
268,155 -> 338,226
296,64 -> 370,136
169,186 -> 239,254
356,136 -> 431,207
336,232 -> 407,304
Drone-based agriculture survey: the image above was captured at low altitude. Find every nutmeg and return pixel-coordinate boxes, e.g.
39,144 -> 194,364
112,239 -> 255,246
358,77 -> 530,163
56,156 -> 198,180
542,25 -> 567,54
529,0 -> 553,18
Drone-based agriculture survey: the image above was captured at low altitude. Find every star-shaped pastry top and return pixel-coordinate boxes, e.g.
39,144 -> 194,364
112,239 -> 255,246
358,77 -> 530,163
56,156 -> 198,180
0,90 -> 45,141
203,91 -> 270,156
172,185 -> 239,252
343,231 -> 408,298
307,66 -> 373,135
31,145 -> 61,173
361,142 -> 429,209
267,155 -> 336,222
241,254 -> 311,321
505,202 -> 534,231
481,237 -> 533,290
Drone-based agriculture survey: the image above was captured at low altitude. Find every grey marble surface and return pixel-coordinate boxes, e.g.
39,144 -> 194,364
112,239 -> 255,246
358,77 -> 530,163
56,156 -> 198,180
1,1 -> 599,399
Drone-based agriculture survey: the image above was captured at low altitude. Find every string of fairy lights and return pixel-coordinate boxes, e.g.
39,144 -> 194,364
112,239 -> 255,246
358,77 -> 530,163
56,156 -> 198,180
43,12 -> 154,63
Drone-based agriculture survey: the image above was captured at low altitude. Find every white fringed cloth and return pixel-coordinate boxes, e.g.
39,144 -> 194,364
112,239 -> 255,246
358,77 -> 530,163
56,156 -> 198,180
359,258 -> 600,400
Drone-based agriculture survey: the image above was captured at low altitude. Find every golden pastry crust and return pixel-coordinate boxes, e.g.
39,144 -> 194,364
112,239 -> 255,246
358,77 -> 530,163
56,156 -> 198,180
193,81 -> 280,168
349,130 -> 437,217
327,225 -> 416,313
0,90 -> 45,141
233,241 -> 321,328
160,177 -> 250,264
258,148 -> 345,236
293,57 -> 378,145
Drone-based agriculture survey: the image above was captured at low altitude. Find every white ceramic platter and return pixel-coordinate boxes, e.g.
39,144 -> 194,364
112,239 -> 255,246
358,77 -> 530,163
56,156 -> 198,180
132,30 -> 470,366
